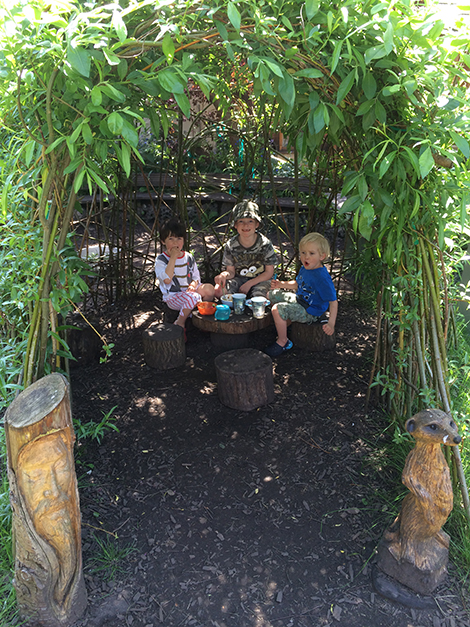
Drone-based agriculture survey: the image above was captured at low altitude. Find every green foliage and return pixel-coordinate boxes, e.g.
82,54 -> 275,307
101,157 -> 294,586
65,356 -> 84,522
74,406 -> 119,444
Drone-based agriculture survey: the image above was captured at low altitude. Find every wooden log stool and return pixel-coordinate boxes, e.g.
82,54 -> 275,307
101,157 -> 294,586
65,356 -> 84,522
66,313 -> 103,367
142,323 -> 185,370
215,348 -> 275,411
290,322 -> 336,352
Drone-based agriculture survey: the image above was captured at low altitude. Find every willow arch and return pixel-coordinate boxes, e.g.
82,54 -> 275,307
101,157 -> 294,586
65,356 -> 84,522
1,0 -> 469,512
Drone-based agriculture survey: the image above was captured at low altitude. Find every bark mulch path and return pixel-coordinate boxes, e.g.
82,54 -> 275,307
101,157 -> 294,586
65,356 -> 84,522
71,291 -> 469,627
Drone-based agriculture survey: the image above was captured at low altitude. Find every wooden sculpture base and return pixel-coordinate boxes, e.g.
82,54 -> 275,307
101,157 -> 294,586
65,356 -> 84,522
377,537 -> 448,595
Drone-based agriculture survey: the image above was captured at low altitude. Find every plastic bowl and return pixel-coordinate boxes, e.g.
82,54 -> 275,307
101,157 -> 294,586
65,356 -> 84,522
197,301 -> 217,315
220,294 -> 234,308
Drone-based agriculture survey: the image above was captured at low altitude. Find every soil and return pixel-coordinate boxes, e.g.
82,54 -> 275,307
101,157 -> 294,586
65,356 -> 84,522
71,290 -> 469,627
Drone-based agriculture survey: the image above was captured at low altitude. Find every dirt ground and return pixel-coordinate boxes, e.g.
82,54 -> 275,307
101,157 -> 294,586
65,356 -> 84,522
71,290 -> 469,627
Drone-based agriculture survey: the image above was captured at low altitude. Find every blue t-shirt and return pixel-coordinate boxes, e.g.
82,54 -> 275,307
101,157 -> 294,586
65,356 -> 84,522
296,266 -> 337,317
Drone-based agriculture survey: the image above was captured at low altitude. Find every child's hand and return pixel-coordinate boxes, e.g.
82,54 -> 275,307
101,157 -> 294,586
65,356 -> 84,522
169,246 -> 180,258
322,322 -> 335,336
187,282 -> 197,292
271,279 -> 280,289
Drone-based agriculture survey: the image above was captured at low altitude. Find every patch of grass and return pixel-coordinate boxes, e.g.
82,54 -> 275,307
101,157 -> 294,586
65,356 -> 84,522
87,534 -> 138,581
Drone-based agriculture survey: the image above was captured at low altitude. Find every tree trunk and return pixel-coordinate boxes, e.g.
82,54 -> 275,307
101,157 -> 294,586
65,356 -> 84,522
4,373 -> 87,627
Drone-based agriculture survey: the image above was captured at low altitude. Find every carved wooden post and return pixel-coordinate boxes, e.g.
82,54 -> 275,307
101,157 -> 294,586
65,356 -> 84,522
5,373 -> 87,627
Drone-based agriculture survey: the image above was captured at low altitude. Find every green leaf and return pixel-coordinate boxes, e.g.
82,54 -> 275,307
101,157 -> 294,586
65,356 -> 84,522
278,71 -> 295,107
305,0 -> 319,20
410,191 -> 420,219
112,10 -> 127,43
340,195 -> 361,215
45,136 -> 66,155
264,58 -> 284,78
379,151 -> 396,178
88,168 -> 109,193
101,84 -> 126,103
383,22 -> 394,54
103,48 -> 120,66
309,91 -> 320,110
356,99 -> 375,116
403,147 -> 420,178
121,119 -> 138,146
358,200 -> 374,240
162,32 -> 175,64
382,84 -> 400,97
375,100 -> 386,124
73,167 -> 86,193
365,45 -> 386,64
295,68 -> 323,79
215,19 -> 228,40
91,85 -> 102,106
419,147 -> 434,179
461,193 -> 469,230
314,102 -> 326,133
174,92 -> 191,118
363,72 -> 376,99
357,175 -> 368,201
336,70 -> 355,106
148,109 -> 160,137
67,43 -> 90,78
158,69 -> 185,94
82,123 -> 93,145
119,142 -> 131,178
227,2 -> 241,31
331,40 -> 342,74
449,130 -> 470,159
108,112 -> 124,135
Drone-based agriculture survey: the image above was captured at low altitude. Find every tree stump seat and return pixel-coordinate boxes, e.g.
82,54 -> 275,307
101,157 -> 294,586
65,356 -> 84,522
66,314 -> 103,367
215,348 -> 275,411
142,323 -> 185,370
290,321 -> 336,352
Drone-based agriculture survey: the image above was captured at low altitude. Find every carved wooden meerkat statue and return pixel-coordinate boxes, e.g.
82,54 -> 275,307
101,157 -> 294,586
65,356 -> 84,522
377,409 -> 461,595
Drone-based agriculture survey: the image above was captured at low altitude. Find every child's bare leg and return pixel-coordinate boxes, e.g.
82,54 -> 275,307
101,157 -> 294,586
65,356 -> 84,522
174,308 -> 192,327
272,305 -> 290,346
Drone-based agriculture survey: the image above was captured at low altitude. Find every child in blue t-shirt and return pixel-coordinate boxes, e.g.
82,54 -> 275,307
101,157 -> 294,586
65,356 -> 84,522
264,232 -> 337,357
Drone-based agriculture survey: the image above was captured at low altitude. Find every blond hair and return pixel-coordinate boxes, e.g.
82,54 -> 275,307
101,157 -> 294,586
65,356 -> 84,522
299,232 -> 331,259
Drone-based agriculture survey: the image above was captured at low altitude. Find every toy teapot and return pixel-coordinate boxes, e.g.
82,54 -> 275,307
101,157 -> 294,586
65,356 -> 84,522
214,304 -> 231,321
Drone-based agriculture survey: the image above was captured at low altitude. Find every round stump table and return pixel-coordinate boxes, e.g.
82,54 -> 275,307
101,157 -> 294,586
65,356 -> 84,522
192,309 -> 273,349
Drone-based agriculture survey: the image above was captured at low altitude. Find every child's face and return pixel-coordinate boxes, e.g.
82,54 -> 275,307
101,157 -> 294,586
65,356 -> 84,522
163,234 -> 184,254
300,241 -> 326,270
234,218 -> 259,238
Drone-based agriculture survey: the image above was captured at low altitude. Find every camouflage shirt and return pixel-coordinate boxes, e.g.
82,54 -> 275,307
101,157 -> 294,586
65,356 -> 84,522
222,233 -> 277,280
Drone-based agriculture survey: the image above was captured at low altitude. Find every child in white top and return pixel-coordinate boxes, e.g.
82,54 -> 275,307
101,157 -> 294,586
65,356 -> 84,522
155,218 -> 214,331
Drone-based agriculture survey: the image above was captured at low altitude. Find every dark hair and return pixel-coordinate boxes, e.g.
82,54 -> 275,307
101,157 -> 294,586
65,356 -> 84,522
160,217 -> 186,242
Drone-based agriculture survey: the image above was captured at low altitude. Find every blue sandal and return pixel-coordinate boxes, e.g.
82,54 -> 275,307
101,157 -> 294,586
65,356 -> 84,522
264,339 -> 293,357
